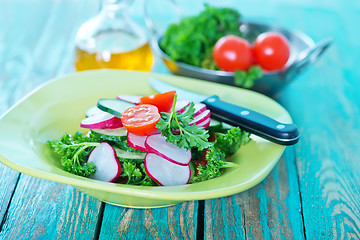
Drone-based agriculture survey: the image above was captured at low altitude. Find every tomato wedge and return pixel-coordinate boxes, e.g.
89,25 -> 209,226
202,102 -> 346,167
121,104 -> 160,136
140,91 -> 176,113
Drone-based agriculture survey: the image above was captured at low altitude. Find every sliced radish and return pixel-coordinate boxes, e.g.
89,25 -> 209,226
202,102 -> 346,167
81,113 -> 123,129
193,103 -> 207,116
175,99 -> 190,112
145,134 -> 191,166
127,132 -> 148,152
145,153 -> 191,186
97,98 -> 135,118
116,95 -> 141,105
190,109 -> 211,125
85,106 -> 104,117
177,102 -> 207,117
87,142 -> 121,182
196,117 -> 211,130
171,116 -> 210,134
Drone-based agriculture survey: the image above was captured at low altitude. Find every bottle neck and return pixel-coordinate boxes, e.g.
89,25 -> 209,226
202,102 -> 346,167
101,0 -> 133,12
97,0 -> 146,42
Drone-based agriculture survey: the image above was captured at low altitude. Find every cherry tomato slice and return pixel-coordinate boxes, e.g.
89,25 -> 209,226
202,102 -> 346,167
140,91 -> 176,113
121,104 -> 160,136
253,32 -> 290,71
213,35 -> 253,72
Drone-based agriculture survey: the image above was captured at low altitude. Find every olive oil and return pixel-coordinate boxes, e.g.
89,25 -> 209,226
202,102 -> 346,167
75,42 -> 154,72
74,0 -> 154,72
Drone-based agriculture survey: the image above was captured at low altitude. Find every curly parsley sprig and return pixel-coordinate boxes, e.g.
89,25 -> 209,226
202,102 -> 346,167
48,132 -> 99,177
156,94 -> 213,151
191,127 -> 251,183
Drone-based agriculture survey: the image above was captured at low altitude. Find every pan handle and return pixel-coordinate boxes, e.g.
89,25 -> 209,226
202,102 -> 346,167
144,0 -> 183,38
284,37 -> 332,80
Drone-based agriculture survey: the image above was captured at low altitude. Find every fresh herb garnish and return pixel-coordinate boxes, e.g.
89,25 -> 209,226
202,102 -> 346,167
234,66 -> 263,88
160,4 -> 242,68
160,5 -> 263,89
119,160 -> 156,186
191,127 -> 250,183
156,94 -> 212,151
48,132 -> 99,177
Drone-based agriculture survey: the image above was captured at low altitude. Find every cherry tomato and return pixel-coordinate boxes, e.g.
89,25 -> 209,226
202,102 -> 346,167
253,32 -> 290,71
140,91 -> 176,113
213,35 -> 253,72
121,104 -> 160,136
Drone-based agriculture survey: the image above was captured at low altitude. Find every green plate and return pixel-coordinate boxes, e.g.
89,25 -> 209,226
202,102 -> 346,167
0,70 -> 291,208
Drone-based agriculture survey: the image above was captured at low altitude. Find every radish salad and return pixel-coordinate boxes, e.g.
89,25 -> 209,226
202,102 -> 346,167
48,91 -> 251,186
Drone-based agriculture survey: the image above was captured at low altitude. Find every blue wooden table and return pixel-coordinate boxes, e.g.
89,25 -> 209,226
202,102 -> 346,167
0,0 -> 359,239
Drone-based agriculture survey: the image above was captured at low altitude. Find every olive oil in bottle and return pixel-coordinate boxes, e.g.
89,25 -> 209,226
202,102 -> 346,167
74,0 -> 154,72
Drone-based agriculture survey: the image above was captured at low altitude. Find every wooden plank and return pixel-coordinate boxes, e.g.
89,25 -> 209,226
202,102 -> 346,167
277,1 -> 360,238
0,163 -> 19,224
0,175 -> 102,239
98,201 -> 198,240
0,1 -> 103,239
204,197 -> 245,240
203,149 -> 304,239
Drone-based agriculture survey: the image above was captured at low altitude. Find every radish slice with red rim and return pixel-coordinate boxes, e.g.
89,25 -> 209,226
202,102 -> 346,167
145,134 -> 191,165
190,109 -> 211,125
177,102 -> 207,118
175,99 -> 190,112
87,142 -> 121,182
196,117 -> 211,130
85,106 -> 104,117
193,103 -> 207,117
145,153 -> 191,186
80,113 -> 123,129
127,132 -> 148,152
116,95 -> 141,105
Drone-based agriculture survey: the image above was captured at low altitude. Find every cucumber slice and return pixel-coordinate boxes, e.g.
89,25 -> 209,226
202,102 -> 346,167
209,119 -> 222,127
208,118 -> 223,131
114,147 -> 146,160
91,128 -> 128,142
208,118 -> 237,133
97,98 -> 135,117
114,141 -> 145,153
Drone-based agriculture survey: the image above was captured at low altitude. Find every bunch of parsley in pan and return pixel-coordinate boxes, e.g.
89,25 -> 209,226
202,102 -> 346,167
160,4 -> 242,68
160,4 -> 262,88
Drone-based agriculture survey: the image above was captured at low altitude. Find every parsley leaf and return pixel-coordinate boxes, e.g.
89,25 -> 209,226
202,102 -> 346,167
234,66 -> 263,88
191,127 -> 251,183
156,94 -> 212,151
48,132 -> 99,177
119,159 -> 157,186
214,127 -> 251,155
160,4 -> 242,68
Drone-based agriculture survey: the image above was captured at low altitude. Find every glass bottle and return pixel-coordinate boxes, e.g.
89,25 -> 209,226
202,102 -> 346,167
74,0 -> 154,72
